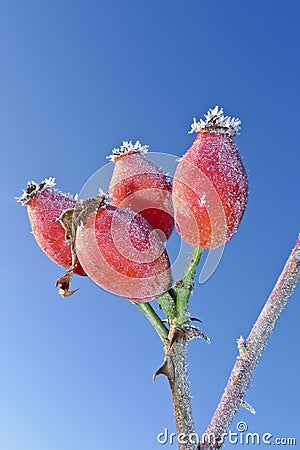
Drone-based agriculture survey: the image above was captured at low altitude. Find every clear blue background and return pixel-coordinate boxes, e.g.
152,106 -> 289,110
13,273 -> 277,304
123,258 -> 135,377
1,1 -> 299,449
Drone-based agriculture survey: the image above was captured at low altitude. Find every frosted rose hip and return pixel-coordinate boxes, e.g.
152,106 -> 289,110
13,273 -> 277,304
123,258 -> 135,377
74,195 -> 172,301
108,140 -> 174,242
18,178 -> 86,276
172,106 -> 248,248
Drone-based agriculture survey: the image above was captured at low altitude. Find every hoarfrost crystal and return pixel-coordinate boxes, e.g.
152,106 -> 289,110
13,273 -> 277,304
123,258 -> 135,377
189,105 -> 241,136
107,140 -> 149,161
17,177 -> 56,204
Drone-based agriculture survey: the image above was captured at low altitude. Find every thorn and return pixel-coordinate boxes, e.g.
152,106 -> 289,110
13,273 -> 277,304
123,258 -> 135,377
183,324 -> 211,344
169,326 -> 185,348
153,364 -> 167,382
242,400 -> 256,415
190,317 -> 203,323
168,288 -> 177,300
153,355 -> 175,388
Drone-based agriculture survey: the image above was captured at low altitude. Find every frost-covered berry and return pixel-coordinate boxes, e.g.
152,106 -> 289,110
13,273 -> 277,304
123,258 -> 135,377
108,140 -> 174,242
172,106 -> 248,248
18,178 -> 86,276
74,195 -> 172,302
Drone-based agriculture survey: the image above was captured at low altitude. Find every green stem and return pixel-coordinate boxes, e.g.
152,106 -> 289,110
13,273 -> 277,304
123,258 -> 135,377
175,246 -> 203,325
135,302 -> 169,343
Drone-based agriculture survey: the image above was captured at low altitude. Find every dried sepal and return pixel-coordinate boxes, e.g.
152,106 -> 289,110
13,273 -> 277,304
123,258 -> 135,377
54,194 -> 108,297
17,177 -> 56,205
55,208 -> 79,297
72,192 -> 107,229
57,208 -> 75,245
56,270 -> 79,298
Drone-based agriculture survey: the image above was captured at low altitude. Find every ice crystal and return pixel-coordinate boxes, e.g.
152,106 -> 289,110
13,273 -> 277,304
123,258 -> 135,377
189,105 -> 241,136
172,341 -> 197,450
237,335 -> 247,357
17,177 -> 56,205
183,324 -> 211,344
199,193 -> 206,207
107,140 -> 149,162
294,250 -> 300,263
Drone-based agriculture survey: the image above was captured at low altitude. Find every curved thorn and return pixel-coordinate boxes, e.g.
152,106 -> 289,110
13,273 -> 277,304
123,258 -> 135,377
190,317 -> 203,323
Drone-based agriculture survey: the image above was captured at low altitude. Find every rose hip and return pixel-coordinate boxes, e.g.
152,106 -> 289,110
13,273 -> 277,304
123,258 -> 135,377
108,141 -> 174,242
18,178 -> 86,276
172,106 -> 248,248
74,195 -> 172,302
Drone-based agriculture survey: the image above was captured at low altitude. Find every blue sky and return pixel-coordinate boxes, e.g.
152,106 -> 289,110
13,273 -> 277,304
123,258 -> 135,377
1,1 -> 299,449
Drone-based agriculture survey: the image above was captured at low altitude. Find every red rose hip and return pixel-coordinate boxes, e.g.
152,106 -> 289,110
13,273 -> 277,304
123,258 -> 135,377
108,140 -> 174,242
18,178 -> 86,276
173,106 -> 248,248
74,195 -> 172,302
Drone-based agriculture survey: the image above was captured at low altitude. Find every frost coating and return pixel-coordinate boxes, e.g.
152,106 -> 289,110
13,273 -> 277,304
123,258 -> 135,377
200,235 -> 300,449
17,177 -> 56,205
171,341 -> 198,450
107,140 -> 149,162
108,147 -> 174,241
173,131 -> 248,248
74,200 -> 172,301
189,106 -> 241,136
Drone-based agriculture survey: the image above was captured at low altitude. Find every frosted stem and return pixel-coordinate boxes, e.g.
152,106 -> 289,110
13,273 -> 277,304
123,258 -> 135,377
154,246 -> 204,450
199,234 -> 300,449
175,247 -> 203,325
170,340 -> 198,450
168,246 -> 203,449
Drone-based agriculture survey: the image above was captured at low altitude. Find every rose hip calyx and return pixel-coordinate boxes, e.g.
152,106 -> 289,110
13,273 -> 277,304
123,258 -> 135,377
17,177 -> 57,205
189,105 -> 241,136
106,140 -> 149,162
